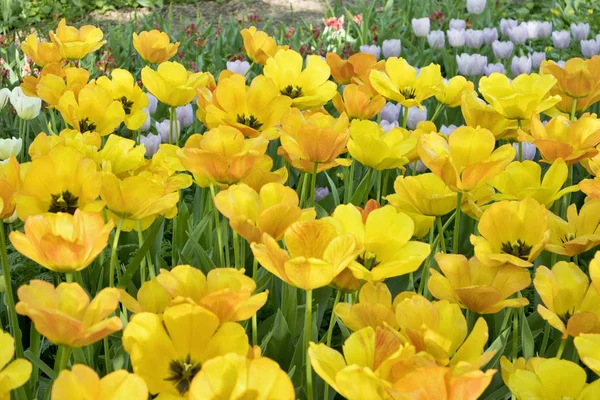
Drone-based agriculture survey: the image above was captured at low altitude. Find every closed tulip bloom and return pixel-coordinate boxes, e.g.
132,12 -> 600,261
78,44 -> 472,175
546,199 -> 600,256
530,52 -> 546,69
552,30 -> 571,49
264,49 -> 337,109
240,26 -> 285,65
49,18 -> 106,60
535,261 -> 600,338
155,119 -> 180,144
449,19 -> 466,30
34,65 -> 89,107
0,137 -> 21,162
226,59 -> 251,76
380,101 -> 401,122
436,76 -> 474,107
508,23 -> 528,45
382,39 -> 401,58
430,254 -> 530,314
571,22 -> 590,41
478,72 -> 560,120
465,29 -> 484,49
132,30 -> 179,64
16,280 -> 122,347
189,353 -> 295,400
176,103 -> 193,128
511,55 -> 532,76
9,87 -> 41,120
418,126 -> 516,192
21,34 -> 62,66
427,30 -> 445,49
370,57 -> 442,108
484,62 -> 506,76
412,17 -> 430,37
500,19 -> 518,36
359,44 -> 381,59
333,83 -> 385,120
511,141 -> 536,160
0,330 -> 32,399
492,40 -> 514,59
96,135 -> 146,176
467,0 -> 486,14
574,333 -> 600,375
334,282 -> 398,331
483,27 -> 499,44
123,304 -> 250,397
456,53 -> 487,76
51,364 -> 148,400
142,61 -> 211,107
461,92 -> 517,139
582,39 -> 600,58
471,198 -> 549,268
140,133 -> 161,157
97,68 -> 149,130
447,29 -> 466,47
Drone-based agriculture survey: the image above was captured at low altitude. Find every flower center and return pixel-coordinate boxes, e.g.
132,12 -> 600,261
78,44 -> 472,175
500,239 -> 532,261
281,85 -> 303,99
400,87 -> 417,99
165,355 -> 201,395
79,118 -> 97,133
119,96 -> 134,115
48,190 -> 79,214
236,113 -> 264,130
357,252 -> 380,270
560,233 -> 577,243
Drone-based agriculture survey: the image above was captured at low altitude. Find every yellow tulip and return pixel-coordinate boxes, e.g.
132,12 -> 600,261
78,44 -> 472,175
142,61 -> 212,107
189,353 -> 295,400
251,219 -> 362,290
97,69 -> 149,130
435,76 -> 474,108
240,26 -> 285,65
132,30 -> 179,64
21,62 -> 63,98
334,281 -> 398,331
28,129 -> 100,160
96,135 -> 146,176
264,49 -> 338,109
535,261 -> 600,338
0,157 -> 21,220
49,18 -> 106,60
21,33 -> 62,66
418,126 -> 516,192
490,159 -> 579,207
326,52 -> 384,88
478,72 -> 561,120
15,280 -> 122,347
178,126 -> 287,189
429,254 -> 530,314
580,177 -> 600,200
122,303 -> 250,397
15,146 -> 104,220
405,120 -> 437,162
9,210 -> 113,273
581,146 -> 600,176
332,84 -> 386,120
200,74 -> 291,139
519,113 -> 600,164
36,66 -> 90,107
369,57 -> 442,109
471,199 -> 549,268
347,119 -> 416,171
279,108 -> 350,173
327,204 -> 430,281
214,182 -> 315,244
574,333 -> 600,375
0,330 -> 32,399
51,364 -> 148,400
460,91 -> 518,139
546,199 -> 600,256
461,183 -> 496,220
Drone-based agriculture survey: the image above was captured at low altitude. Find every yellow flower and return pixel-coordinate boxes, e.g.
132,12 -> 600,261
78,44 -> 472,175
580,177 -> 600,200
21,62 -> 62,97
0,157 -> 21,220
178,127 -> 287,189
96,135 -> 146,176
132,30 -> 179,64
519,113 -> 600,164
435,76 -> 474,108
332,84 -> 386,120
461,91 -> 518,139
15,146 -> 103,220
369,57 -> 442,109
51,364 -> 148,400
120,265 -> 268,323
490,159 -> 579,207
200,74 -> 291,139
189,353 -> 295,400
385,173 -> 457,237
97,69 -> 149,130
347,119 -> 415,171
122,303 -> 250,397
9,210 -> 113,273
574,333 -> 600,375
21,33 -> 62,66
471,199 -> 549,268
334,281 -> 398,331
535,261 -> 600,338
546,199 -> 600,256
56,83 -> 125,136
142,61 -> 212,107
240,26 -> 285,65
49,18 -> 106,60
501,356 -> 600,399
418,126 -> 516,192
429,254 -> 530,314
264,49 -> 338,109
16,280 -> 122,347
326,52 -> 384,87
35,66 -> 90,107
214,182 -> 315,244
251,219 -> 361,290
478,72 -> 561,120
0,330 -> 32,400
328,204 -> 430,281
29,129 -> 100,160
279,108 -> 350,173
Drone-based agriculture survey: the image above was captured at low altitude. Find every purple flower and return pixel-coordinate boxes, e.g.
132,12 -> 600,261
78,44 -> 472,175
382,39 -> 402,58
456,53 -> 487,76
359,44 -> 381,59
141,133 -> 161,157
427,30 -> 445,49
176,103 -> 194,128
315,187 -> 330,202
447,29 -> 465,47
465,29 -> 484,49
492,40 -> 513,59
511,55 -> 532,76
571,22 -> 590,41
483,27 -> 498,44
412,17 -> 431,37
380,102 -> 401,123
484,63 -> 505,76
552,30 -> 571,49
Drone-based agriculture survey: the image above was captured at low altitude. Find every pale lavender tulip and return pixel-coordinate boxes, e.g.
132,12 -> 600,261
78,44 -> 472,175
513,142 -> 536,161
449,19 -> 466,30
456,53 -> 487,76
176,103 -> 194,128
226,60 -> 251,76
492,40 -> 513,59
380,102 -> 401,123
465,29 -> 484,49
530,52 -> 546,69
500,19 -> 518,36
467,0 -> 486,14
427,30 -> 445,48
571,22 -> 590,41
511,55 -> 532,76
359,44 -> 381,59
508,23 -> 528,45
483,27 -> 498,44
141,133 -> 161,157
447,29 -> 465,47
412,17 -> 431,37
484,63 -> 505,76
552,30 -> 571,49
382,39 -> 402,58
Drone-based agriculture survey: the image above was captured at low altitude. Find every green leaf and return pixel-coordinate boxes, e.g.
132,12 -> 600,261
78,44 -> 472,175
264,310 -> 293,371
520,307 -> 535,359
24,349 -> 56,380
484,327 -> 511,369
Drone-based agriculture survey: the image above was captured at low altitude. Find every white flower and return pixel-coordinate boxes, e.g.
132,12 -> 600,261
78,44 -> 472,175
483,27 -> 498,44
9,87 -> 41,120
380,120 -> 400,133
140,133 -> 161,157
382,39 -> 402,59
525,21 -> 541,39
405,105 -> 427,130
538,22 -> 552,39
146,93 -> 158,115
412,17 -> 431,37
380,102 -> 401,123
552,30 -> 571,49
3,210 -> 17,224
484,63 -> 505,76
492,40 -> 514,59
440,124 -> 460,137
427,30 -> 445,49
581,39 -> 600,58
571,22 -> 590,41
0,137 -> 22,160
513,142 -> 536,161
449,19 -> 466,30
500,19 -> 518,36
511,55 -> 532,76
0,88 -> 10,110
447,29 -> 466,47
359,45 -> 381,59
226,60 -> 251,76
155,119 -> 180,144
530,52 -> 546,69
467,0 -> 486,15
176,103 -> 194,128
140,109 -> 151,132
456,53 -> 488,76
508,23 -> 528,45
465,29 -> 484,49
408,160 -> 428,174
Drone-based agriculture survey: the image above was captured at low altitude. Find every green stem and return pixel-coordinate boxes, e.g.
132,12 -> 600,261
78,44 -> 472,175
430,102 -> 444,123
108,217 -> 124,287
244,62 -> 255,78
233,231 -> 241,269
323,289 -> 342,400
402,106 -> 408,129
251,258 -> 258,346
65,273 -> 73,283
304,289 -> 314,400
345,159 -> 355,204
169,106 -> 177,146
517,120 -> 523,162
452,192 -> 463,254
363,168 -> 374,206
467,310 -> 478,332
539,323 -> 550,356
29,324 -> 40,392
512,306 -> 519,361
308,162 -> 318,208
436,216 -> 446,253
570,97 -> 578,122
137,221 -> 148,283
418,224 -> 436,296
381,169 -> 391,203
53,345 -> 71,374
556,338 -> 567,359
563,164 -> 574,218
375,170 -> 383,203
0,222 -> 24,359
300,172 -> 311,208
210,183 -> 225,267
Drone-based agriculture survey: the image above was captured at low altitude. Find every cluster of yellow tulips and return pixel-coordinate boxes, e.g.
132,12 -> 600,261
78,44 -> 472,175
3,17 -> 600,400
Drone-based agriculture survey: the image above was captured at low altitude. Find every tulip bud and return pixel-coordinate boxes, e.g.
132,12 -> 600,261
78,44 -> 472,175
382,39 -> 402,58
412,17 -> 431,37
447,29 -> 466,47
500,19 -> 518,37
226,60 -> 251,76
0,137 -> 22,161
467,0 -> 486,14
492,40 -> 514,59
524,21 -> 540,40
555,60 -> 566,68
405,105 -> 427,130
140,108 -> 151,132
581,39 -> 600,58
315,187 -> 330,202
456,53 -> 487,76
511,55 -> 532,76
380,102 -> 401,123
449,19 -> 466,30
176,103 -> 194,128
530,52 -> 546,69
0,88 -> 9,110
513,142 -> 536,161
155,119 -> 180,144
571,22 -> 590,41
483,27 -> 498,44
146,92 -> 158,114
9,87 -> 41,120
538,22 -> 552,39
484,62 -> 505,76
427,30 -> 445,49
552,30 -> 571,49
440,124 -> 459,137
407,160 -> 428,174
359,44 -> 381,59
465,29 -> 484,49
380,120 -> 400,133
508,23 -> 528,45
140,133 -> 161,157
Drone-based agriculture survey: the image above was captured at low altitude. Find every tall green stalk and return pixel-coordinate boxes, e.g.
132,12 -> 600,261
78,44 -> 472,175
452,192 -> 463,254
0,222 -> 24,359
304,289 -> 314,400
